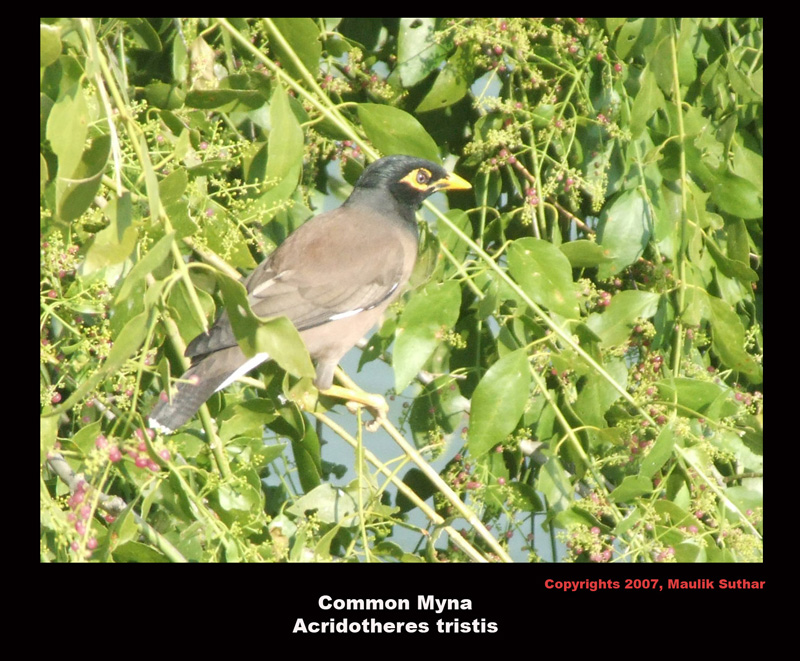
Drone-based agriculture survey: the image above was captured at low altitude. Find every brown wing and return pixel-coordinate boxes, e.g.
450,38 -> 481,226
186,205 -> 416,359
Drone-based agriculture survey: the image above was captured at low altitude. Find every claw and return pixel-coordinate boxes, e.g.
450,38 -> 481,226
320,385 -> 388,431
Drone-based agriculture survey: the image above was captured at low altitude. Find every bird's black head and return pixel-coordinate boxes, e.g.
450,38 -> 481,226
352,155 -> 471,209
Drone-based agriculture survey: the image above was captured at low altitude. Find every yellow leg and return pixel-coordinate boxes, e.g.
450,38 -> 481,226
296,382 -> 388,431
319,385 -> 389,431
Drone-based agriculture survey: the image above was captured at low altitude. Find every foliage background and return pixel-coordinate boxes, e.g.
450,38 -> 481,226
40,18 -> 762,563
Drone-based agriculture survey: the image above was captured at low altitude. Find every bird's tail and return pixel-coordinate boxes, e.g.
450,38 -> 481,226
148,347 -> 270,433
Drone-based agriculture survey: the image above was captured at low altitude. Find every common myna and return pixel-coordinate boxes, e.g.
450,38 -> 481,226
149,155 -> 471,433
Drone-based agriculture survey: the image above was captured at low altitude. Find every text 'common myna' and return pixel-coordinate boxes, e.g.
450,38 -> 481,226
149,155 -> 471,433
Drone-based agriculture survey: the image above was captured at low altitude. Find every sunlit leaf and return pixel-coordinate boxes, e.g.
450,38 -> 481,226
358,103 -> 440,161
468,349 -> 531,457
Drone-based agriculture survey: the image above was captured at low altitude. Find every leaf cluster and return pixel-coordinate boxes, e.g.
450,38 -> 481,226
40,18 -> 762,563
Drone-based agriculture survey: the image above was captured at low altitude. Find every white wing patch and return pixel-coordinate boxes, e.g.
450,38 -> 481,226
148,418 -> 174,434
215,352 -> 271,391
328,308 -> 365,321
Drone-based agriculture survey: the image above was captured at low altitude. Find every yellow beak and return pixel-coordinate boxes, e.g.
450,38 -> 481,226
436,171 -> 472,192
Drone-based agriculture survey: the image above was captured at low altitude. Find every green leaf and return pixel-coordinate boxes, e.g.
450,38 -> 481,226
358,104 -> 440,161
216,274 -> 315,380
288,483 -> 358,526
597,188 -> 652,278
710,170 -> 762,219
630,65 -> 665,138
269,18 -> 322,81
726,486 -> 762,517
249,167 -> 301,225
115,231 -> 175,305
166,280 -> 214,346
705,233 -> 758,283
83,192 -> 138,274
267,83 -> 304,184
40,414 -> 59,461
40,152 -> 49,195
218,400 -> 278,441
639,423 -> 675,478
614,18 -> 658,60
83,224 -> 138,275
40,24 -> 61,68
416,58 -> 469,112
609,476 -> 652,503
144,82 -> 186,109
711,430 -> 762,473
113,541 -> 169,563
71,421 -> 105,456
122,18 -> 162,52
586,290 -> 661,348
185,88 -> 264,109
536,453 -> 572,513
655,378 -> 738,420
132,140 -> 159,226
559,239 -> 614,268
391,18 -> 448,88
172,25 -> 189,80
200,210 -> 257,269
159,168 -> 188,207
210,482 -> 263,524
573,356 -> 627,428
615,19 -> 644,59
707,294 -> 762,383
732,142 -> 763,195
47,83 -> 88,178
56,133 -> 110,222
605,18 -> 627,36
291,423 -> 323,492
649,35 -> 675,94
468,349 -> 531,457
393,281 -> 461,391
507,237 -> 579,319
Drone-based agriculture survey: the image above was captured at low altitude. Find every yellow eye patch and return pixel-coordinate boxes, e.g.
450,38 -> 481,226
399,168 -> 433,191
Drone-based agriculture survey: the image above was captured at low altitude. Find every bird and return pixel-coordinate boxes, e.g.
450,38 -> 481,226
148,154 -> 471,433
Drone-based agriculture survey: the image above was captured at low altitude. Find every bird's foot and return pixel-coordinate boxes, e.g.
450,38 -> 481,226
319,385 -> 389,431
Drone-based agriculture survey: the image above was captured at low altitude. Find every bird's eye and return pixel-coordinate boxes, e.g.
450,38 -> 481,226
415,169 -> 430,185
